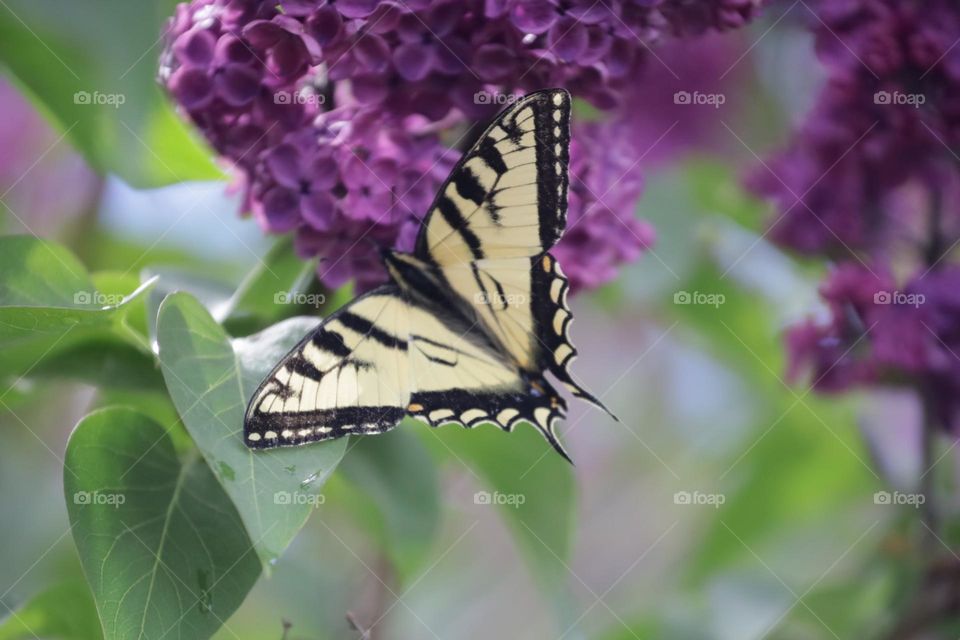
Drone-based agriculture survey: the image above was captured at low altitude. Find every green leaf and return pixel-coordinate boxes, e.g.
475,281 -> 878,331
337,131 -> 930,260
0,581 -> 102,640
142,266 -> 236,345
0,234 -> 94,307
64,407 -> 260,640
0,236 -> 155,379
0,0 -> 222,186
337,428 -> 441,581
424,423 -> 576,601
28,339 -> 163,390
157,293 -> 347,567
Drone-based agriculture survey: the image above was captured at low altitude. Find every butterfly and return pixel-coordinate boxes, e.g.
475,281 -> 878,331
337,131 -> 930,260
244,89 -> 616,462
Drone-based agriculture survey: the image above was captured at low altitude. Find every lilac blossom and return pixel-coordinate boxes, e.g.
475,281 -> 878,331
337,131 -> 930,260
750,0 -> 960,430
162,0 -> 768,291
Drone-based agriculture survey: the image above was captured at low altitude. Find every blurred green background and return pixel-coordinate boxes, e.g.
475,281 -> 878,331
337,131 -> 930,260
0,2 -> 941,639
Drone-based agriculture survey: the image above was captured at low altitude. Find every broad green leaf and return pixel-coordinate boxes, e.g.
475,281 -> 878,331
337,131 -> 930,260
91,271 -> 151,340
65,407 -> 260,640
29,340 -> 163,390
0,581 -> 101,640
157,294 -> 346,567
337,428 -> 441,581
94,387 -> 193,454
0,1 -> 222,186
142,266 -> 236,345
0,236 -> 155,378
424,423 -> 576,601
0,234 -> 94,307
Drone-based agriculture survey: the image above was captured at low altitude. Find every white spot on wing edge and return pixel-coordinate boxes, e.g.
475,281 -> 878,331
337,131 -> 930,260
550,278 -> 563,302
553,308 -> 570,335
497,408 -> 520,427
429,409 -> 455,422
534,407 -> 552,428
247,433 -> 261,442
461,409 -> 487,425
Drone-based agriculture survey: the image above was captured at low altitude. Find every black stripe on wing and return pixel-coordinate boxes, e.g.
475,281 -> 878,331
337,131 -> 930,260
532,92 -> 569,250
245,406 -> 406,449
406,375 -> 573,464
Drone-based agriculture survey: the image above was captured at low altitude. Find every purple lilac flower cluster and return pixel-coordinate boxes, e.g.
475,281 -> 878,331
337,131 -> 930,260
162,0 -> 764,290
748,0 -> 960,428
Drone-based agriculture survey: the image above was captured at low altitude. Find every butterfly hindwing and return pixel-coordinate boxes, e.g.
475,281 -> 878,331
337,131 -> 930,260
402,299 -> 572,460
531,254 -> 614,416
244,286 -> 411,448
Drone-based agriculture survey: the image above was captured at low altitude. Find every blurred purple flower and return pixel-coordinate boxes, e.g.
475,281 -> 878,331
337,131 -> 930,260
754,0 -> 960,430
0,79 -> 98,237
162,0 -> 768,291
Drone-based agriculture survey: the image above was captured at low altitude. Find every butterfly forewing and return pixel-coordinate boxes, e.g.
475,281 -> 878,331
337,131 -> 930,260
244,286 -> 412,447
415,89 -> 570,264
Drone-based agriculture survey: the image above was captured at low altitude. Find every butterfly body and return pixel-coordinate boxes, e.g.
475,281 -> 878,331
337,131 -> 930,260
245,89 -> 616,462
